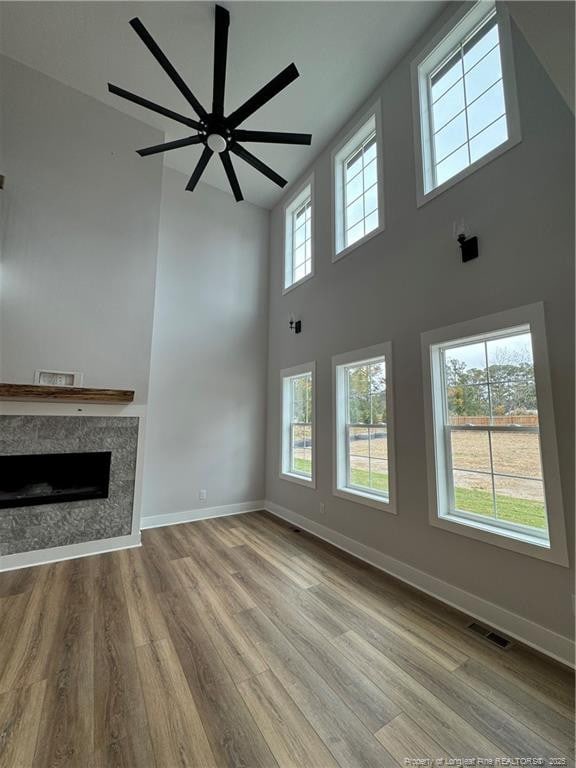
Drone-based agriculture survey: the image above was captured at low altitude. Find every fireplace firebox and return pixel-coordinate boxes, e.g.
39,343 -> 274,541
0,451 -> 112,509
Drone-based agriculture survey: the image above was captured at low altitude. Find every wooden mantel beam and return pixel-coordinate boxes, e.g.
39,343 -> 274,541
0,384 -> 135,404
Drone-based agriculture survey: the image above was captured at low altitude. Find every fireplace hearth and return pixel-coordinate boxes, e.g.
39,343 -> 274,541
0,451 -> 112,509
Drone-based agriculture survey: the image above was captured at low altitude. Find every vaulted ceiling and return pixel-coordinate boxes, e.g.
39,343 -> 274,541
1,1 -> 446,208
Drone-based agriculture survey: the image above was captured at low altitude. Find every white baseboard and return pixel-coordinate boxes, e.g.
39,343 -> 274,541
141,500 -> 266,530
0,533 -> 141,572
264,500 -> 575,668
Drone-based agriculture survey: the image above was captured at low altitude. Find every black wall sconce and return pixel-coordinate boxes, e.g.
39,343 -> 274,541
289,314 -> 302,334
458,232 -> 479,263
454,220 -> 478,263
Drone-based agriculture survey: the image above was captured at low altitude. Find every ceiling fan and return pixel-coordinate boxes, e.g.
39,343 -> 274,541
108,5 -> 312,202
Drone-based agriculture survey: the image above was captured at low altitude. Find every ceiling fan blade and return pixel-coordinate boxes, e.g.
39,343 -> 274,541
108,84 -> 202,130
212,5 -> 230,117
220,151 -> 243,202
234,130 -> 312,146
226,63 -> 299,128
230,143 -> 287,188
186,146 -> 213,192
129,17 -> 208,120
136,135 -> 204,157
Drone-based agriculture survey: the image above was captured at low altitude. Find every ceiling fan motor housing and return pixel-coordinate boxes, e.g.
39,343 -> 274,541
206,132 -> 228,153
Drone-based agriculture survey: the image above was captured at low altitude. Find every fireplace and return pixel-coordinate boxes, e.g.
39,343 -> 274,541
0,451 -> 112,509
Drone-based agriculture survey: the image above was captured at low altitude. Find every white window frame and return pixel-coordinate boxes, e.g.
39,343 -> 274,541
331,100 -> 385,262
333,342 -> 397,514
421,303 -> 568,567
280,361 -> 316,488
283,175 -> 314,294
411,0 -> 521,207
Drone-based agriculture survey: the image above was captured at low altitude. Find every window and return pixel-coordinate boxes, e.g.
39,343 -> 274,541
422,304 -> 568,566
284,179 -> 313,292
280,362 -> 315,487
333,343 -> 396,513
412,1 -> 520,204
332,105 -> 384,260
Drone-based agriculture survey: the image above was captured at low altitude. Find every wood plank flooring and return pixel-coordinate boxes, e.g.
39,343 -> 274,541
0,511 -> 573,768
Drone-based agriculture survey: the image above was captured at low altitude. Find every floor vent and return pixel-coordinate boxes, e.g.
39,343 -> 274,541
467,621 -> 513,649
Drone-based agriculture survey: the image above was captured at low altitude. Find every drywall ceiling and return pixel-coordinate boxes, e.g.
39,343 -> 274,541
0,1 -> 445,208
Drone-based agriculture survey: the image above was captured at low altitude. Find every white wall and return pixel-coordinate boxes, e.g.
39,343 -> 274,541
0,53 -> 270,523
265,10 -> 574,640
141,168 -> 269,520
0,56 -> 163,401
0,56 -> 5,376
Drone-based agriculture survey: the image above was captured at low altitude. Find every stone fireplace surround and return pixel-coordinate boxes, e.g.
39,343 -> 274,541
0,404 -> 145,569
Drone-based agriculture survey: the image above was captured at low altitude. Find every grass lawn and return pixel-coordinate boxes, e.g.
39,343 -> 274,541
350,466 -> 388,493
295,458 -> 545,529
454,486 -> 546,529
293,457 -> 313,475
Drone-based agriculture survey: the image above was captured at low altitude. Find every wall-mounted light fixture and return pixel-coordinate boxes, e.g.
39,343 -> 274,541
457,232 -> 479,262
289,314 -> 302,334
454,219 -> 478,263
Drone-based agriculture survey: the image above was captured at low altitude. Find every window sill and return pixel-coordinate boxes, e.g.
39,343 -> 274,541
431,512 -> 568,567
333,486 -> 396,514
280,471 -> 316,489
332,222 -> 385,263
282,270 -> 315,296
416,134 -> 521,208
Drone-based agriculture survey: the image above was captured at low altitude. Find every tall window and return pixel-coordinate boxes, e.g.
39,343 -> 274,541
423,305 -> 568,565
334,343 -> 396,513
413,1 -> 520,202
343,134 -> 378,248
333,108 -> 383,259
284,181 -> 313,292
280,362 -> 315,487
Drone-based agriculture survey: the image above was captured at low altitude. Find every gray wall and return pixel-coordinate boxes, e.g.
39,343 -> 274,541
507,1 -> 574,114
265,13 -> 574,637
141,168 -> 269,519
0,56 -> 163,402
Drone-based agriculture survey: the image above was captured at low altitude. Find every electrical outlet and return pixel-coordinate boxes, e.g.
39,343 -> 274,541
199,489 -> 207,505
319,502 -> 326,515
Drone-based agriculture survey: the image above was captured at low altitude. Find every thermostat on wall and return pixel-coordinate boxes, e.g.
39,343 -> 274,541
34,369 -> 84,387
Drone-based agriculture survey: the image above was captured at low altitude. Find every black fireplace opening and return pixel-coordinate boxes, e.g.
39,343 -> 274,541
0,451 -> 112,509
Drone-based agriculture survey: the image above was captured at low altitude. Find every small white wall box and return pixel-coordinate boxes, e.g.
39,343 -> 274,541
34,370 -> 84,387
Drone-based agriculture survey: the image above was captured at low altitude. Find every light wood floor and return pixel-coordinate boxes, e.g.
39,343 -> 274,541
0,511 -> 573,768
